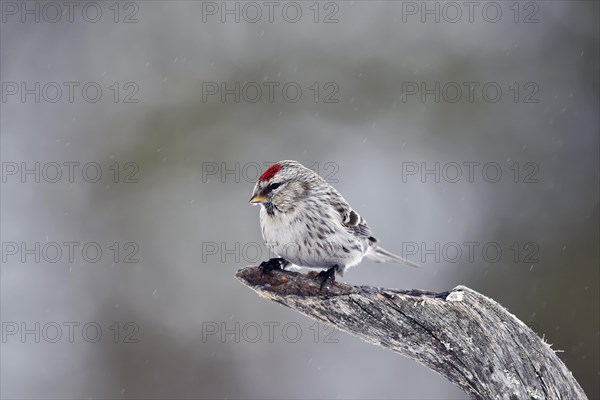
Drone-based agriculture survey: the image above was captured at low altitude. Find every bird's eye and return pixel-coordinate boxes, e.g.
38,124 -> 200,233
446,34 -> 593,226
270,183 -> 281,190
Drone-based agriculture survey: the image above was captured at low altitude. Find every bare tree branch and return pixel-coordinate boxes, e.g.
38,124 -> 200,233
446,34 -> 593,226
235,266 -> 587,400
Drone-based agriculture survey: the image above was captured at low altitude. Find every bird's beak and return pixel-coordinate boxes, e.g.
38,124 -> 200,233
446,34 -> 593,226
249,194 -> 268,203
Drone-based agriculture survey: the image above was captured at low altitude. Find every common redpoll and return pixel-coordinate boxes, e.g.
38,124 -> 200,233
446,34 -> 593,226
249,160 -> 419,289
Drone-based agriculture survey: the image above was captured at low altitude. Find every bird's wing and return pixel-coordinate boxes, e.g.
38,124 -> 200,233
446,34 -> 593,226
337,201 -> 374,240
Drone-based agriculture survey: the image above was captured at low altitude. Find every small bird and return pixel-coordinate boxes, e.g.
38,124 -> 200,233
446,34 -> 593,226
249,160 -> 419,289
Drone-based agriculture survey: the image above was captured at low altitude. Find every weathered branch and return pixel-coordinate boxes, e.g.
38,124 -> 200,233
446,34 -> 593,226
235,266 -> 587,400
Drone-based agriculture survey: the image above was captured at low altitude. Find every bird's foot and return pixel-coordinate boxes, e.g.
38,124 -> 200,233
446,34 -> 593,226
316,266 -> 338,290
259,258 -> 287,275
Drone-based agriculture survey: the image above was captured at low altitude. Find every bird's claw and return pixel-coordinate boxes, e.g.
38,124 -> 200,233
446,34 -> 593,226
316,266 -> 337,290
259,258 -> 286,275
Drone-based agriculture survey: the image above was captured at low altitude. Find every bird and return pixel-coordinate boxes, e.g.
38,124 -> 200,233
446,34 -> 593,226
249,160 -> 419,289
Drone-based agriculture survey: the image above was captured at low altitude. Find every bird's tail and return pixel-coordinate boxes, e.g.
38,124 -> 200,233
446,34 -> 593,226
366,246 -> 421,268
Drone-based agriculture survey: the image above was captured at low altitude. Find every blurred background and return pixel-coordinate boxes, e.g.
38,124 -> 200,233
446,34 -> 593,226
1,1 -> 598,399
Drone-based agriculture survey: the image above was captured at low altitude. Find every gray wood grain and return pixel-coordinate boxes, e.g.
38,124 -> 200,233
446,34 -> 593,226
235,266 -> 587,400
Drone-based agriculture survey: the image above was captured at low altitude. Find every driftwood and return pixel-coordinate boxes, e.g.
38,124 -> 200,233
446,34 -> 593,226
235,265 -> 587,400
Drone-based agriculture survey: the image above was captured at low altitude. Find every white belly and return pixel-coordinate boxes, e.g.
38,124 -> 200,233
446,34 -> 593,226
259,206 -> 365,270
